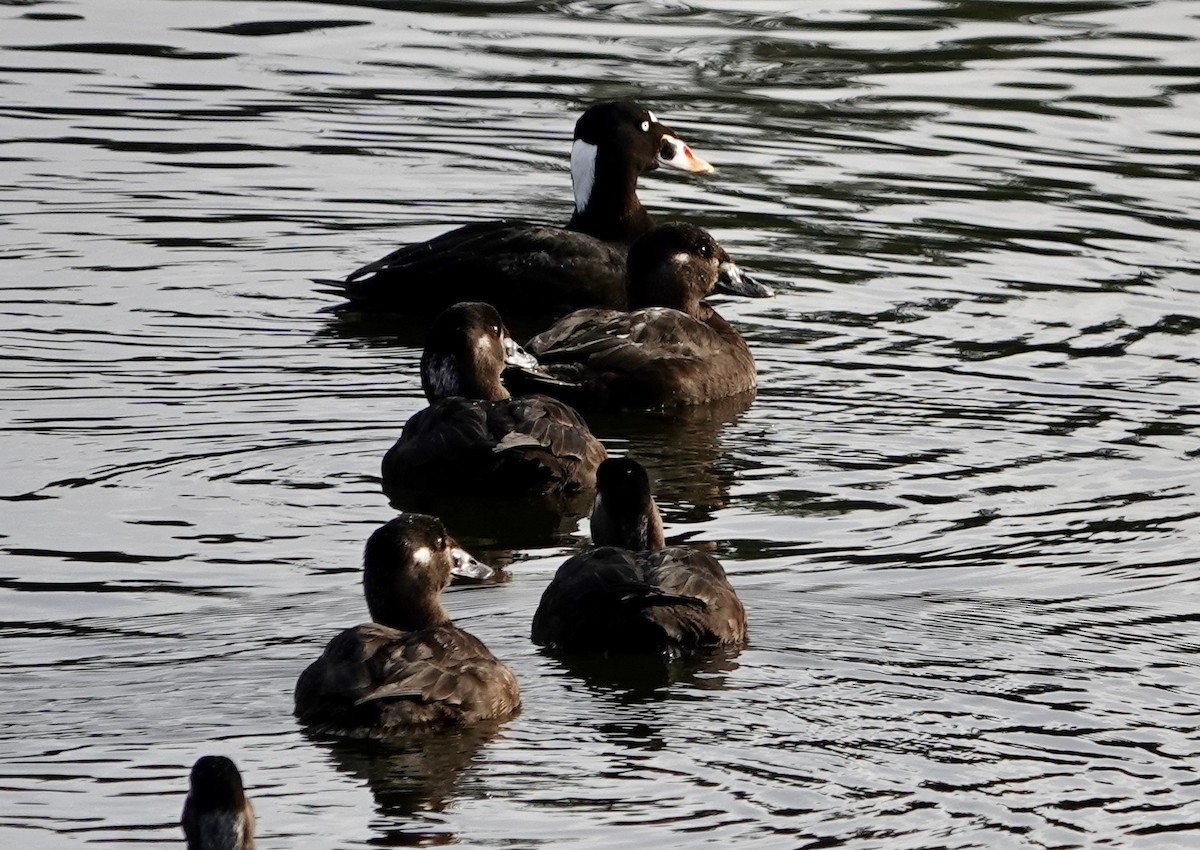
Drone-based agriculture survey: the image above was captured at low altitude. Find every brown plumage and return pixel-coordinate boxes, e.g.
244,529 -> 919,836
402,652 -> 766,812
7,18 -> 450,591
510,223 -> 765,411
381,302 -> 606,500
532,458 -> 747,655
295,515 -> 519,738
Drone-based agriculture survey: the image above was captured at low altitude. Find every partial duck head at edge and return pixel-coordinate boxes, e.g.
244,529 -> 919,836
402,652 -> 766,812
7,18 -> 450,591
420,302 -> 539,403
363,514 -> 492,632
183,755 -> 255,850
591,458 -> 666,551
568,102 -> 714,244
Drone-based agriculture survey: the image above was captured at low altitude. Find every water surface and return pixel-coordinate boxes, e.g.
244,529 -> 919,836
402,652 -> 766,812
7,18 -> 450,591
2,0 -> 1198,847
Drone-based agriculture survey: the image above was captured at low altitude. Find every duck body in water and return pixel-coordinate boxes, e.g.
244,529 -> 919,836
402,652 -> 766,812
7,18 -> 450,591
532,458 -> 747,656
322,102 -> 718,316
295,515 -> 519,738
508,223 -> 767,412
381,302 -> 606,501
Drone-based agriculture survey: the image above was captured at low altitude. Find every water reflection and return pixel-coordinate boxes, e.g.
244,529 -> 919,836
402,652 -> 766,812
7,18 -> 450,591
308,724 -> 504,846
542,646 -> 742,701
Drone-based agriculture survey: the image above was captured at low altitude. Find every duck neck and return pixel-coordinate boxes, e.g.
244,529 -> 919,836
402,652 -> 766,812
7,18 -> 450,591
422,352 -> 510,402
592,495 -> 665,551
372,593 -> 452,633
568,141 -> 654,244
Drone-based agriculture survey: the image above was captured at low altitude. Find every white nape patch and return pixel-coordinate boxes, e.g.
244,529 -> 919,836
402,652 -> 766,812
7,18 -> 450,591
411,546 -> 432,566
424,354 -> 461,399
647,110 -> 657,124
196,812 -> 245,850
571,139 -> 598,214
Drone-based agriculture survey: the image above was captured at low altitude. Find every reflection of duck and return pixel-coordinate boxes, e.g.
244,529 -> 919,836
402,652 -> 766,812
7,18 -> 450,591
547,645 -> 744,698
509,224 -> 768,411
295,515 -> 519,738
312,723 -> 502,820
182,755 -> 256,850
382,302 -> 605,501
532,458 -> 747,656
324,102 -> 715,316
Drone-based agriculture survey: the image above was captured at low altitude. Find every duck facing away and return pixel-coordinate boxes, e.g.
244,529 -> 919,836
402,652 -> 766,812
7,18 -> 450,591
381,302 -> 606,501
182,755 -> 255,850
324,101 -> 716,316
509,222 -> 767,411
295,515 -> 520,738
532,458 -> 747,655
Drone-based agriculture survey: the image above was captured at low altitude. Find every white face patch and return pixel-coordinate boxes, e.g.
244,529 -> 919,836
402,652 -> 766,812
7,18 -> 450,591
571,139 -> 598,214
195,812 -> 246,850
423,353 -> 461,399
647,110 -> 657,124
411,546 -> 432,566
671,251 -> 691,266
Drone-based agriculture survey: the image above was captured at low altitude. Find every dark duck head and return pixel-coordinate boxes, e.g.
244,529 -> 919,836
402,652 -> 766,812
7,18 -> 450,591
182,756 -> 255,850
420,302 -> 539,402
362,514 -> 492,632
625,222 -> 772,315
568,101 -> 714,244
590,457 -> 666,551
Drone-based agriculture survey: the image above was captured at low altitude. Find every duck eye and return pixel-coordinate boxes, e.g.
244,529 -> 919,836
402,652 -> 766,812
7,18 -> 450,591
436,536 -> 445,549
492,325 -> 500,337
640,120 -> 650,132
698,243 -> 712,258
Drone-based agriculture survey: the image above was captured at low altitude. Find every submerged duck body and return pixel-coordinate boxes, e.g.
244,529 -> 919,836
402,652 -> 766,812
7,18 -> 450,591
381,302 -> 606,500
532,458 -> 747,655
182,756 -> 256,850
326,102 -> 714,315
295,515 -> 519,738
512,223 -> 765,411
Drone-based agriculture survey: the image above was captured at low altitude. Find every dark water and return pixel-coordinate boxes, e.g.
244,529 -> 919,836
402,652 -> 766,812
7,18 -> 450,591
2,0 -> 1199,847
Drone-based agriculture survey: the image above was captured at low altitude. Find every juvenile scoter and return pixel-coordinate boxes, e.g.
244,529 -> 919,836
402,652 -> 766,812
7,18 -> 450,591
532,457 -> 747,655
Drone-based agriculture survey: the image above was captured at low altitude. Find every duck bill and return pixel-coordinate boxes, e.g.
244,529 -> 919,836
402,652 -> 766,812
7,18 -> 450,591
502,335 -> 540,369
658,133 -> 714,174
716,261 -> 774,298
449,546 -> 494,581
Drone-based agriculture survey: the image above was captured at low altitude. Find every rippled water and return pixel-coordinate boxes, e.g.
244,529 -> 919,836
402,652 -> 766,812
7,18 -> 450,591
2,0 -> 1199,847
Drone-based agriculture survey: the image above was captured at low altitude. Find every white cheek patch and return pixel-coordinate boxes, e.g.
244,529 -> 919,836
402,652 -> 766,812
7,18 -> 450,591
195,812 -> 245,850
672,251 -> 691,266
571,139 -> 598,214
424,354 -> 461,399
411,546 -> 432,566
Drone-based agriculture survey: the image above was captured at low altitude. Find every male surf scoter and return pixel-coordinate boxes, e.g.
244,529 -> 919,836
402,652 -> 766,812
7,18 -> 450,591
323,101 -> 719,316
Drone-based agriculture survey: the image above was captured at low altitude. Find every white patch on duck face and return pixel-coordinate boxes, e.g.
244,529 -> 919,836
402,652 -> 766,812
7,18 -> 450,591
671,251 -> 691,266
423,353 -> 461,399
635,515 -> 649,549
411,546 -> 433,567
571,139 -> 598,214
195,812 -> 245,850
647,110 -> 657,124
